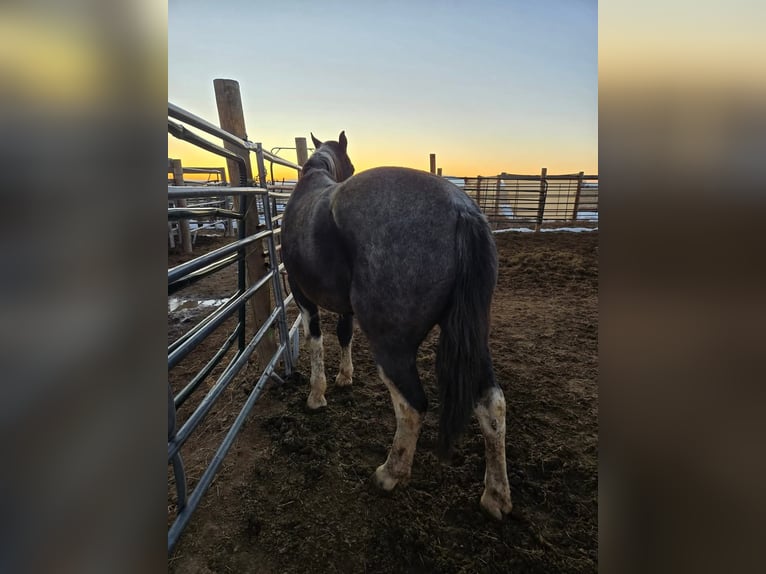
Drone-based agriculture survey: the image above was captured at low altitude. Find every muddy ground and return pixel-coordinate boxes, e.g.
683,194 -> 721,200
168,230 -> 598,573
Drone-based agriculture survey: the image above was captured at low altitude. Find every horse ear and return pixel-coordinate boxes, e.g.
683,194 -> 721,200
338,131 -> 347,152
311,132 -> 322,148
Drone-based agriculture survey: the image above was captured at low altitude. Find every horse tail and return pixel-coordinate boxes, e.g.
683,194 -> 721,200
436,207 -> 498,458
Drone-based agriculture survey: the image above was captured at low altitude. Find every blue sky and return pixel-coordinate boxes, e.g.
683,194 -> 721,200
169,0 -> 597,178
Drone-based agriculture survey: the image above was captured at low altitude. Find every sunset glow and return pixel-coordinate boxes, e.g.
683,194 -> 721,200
169,1 -> 597,181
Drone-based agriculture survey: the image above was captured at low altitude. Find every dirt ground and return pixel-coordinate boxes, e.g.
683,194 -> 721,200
168,229 -> 598,573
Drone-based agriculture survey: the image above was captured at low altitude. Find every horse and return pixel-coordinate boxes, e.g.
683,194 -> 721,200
280,132 -> 512,519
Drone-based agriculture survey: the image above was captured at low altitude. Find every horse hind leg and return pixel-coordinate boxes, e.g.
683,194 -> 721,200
474,385 -> 513,519
373,360 -> 427,491
298,302 -> 327,409
335,313 -> 353,386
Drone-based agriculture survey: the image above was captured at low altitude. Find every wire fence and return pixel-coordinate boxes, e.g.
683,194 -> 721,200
460,172 -> 598,231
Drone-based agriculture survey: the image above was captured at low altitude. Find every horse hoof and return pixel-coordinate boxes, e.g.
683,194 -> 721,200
372,464 -> 399,491
480,489 -> 513,520
306,393 -> 327,410
335,372 -> 353,386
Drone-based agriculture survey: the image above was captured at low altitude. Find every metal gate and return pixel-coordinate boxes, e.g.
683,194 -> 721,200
167,103 -> 302,553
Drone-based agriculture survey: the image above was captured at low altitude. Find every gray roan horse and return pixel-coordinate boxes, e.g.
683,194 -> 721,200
281,132 -> 512,518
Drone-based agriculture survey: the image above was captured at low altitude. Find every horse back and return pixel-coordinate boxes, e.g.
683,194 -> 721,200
330,167 -> 474,333
331,167 -> 473,264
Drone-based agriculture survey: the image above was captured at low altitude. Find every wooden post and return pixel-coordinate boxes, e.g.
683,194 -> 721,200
476,176 -> 483,209
213,78 -> 276,363
171,159 -> 193,254
429,154 -> 436,174
493,177 -> 502,229
295,137 -> 309,169
214,80 -> 248,234
536,167 -> 548,232
437,167 -> 442,176
571,171 -> 584,224
213,79 -> 253,188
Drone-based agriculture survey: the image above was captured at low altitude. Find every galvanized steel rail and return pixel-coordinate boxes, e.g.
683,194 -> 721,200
168,104 -> 302,554
169,103 -> 303,173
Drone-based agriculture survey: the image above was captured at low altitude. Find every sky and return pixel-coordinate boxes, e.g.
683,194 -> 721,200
168,0 -> 597,181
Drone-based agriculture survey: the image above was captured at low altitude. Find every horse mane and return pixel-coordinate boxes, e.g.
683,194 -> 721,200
302,147 -> 339,180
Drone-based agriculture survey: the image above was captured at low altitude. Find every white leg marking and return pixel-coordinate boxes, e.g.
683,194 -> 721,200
306,335 -> 327,409
373,367 -> 422,491
299,307 -> 311,342
335,337 -> 353,386
475,386 -> 513,519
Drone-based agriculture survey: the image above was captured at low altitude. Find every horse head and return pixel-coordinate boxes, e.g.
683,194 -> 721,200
304,131 -> 355,182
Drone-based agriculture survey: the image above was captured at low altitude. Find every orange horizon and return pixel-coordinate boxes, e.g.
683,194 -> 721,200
168,136 -> 597,184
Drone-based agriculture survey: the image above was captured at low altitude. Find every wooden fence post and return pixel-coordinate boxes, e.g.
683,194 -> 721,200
476,176 -> 483,208
295,137 -> 309,172
493,176 -> 502,229
571,171 -> 584,224
213,78 -> 276,364
171,159 -> 193,254
437,167 -> 442,177
429,154 -> 436,174
536,167 -> 548,232
213,79 -> 253,203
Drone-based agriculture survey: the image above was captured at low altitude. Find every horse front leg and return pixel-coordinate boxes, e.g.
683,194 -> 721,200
299,303 -> 327,409
475,385 -> 513,519
373,364 -> 425,490
335,313 -> 354,386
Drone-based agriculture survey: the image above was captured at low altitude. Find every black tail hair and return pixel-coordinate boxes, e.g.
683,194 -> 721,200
436,209 -> 498,458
